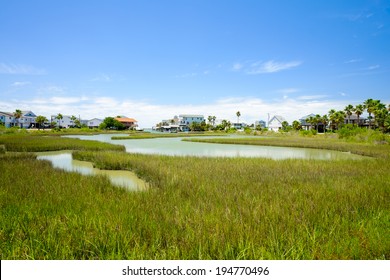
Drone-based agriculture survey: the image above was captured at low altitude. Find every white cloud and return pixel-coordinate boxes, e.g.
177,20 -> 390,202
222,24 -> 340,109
278,88 -> 300,94
0,63 -> 46,75
3,95 -> 352,128
247,60 -> 302,74
232,63 -> 243,71
11,81 -> 30,87
367,65 -> 380,70
296,95 -> 329,100
344,59 -> 362,64
90,73 -> 113,82
175,72 -> 197,78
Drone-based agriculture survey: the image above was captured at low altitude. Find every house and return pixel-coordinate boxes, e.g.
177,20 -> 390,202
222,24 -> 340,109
156,125 -> 180,133
19,111 -> 37,128
255,120 -> 267,129
179,114 -> 204,131
231,122 -> 246,130
114,117 -> 138,129
268,115 -> 286,132
344,114 -> 367,126
0,112 -> 15,128
87,118 -> 103,129
51,115 -> 78,128
299,113 -> 316,130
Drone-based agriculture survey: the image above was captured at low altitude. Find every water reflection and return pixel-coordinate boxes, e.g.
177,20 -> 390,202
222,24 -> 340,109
64,134 -> 366,160
36,151 -> 148,191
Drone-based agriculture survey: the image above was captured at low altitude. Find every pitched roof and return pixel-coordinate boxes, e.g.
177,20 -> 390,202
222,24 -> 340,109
115,117 -> 137,123
270,115 -> 286,124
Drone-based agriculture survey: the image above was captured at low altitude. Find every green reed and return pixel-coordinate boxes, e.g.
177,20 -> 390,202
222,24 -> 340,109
1,134 -> 389,259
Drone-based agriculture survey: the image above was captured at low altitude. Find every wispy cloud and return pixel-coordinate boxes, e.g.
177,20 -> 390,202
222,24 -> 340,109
0,63 -> 46,75
296,95 -> 329,100
232,63 -> 243,71
175,72 -> 198,78
11,81 -> 30,87
90,73 -> 113,82
247,60 -> 302,74
366,64 -> 380,70
344,58 -> 362,64
278,88 -> 300,94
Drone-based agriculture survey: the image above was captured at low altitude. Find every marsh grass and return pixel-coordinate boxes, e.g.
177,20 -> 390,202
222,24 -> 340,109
0,134 -> 125,152
1,134 -> 389,259
184,136 -> 390,159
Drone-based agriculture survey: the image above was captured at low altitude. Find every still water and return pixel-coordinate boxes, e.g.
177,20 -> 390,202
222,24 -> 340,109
64,134 -> 366,160
36,151 -> 148,191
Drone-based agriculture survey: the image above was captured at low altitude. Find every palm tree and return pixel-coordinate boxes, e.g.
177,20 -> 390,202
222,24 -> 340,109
353,104 -> 364,127
328,109 -> 336,131
13,109 -> 22,128
344,104 -> 354,124
306,116 -> 314,130
35,115 -> 48,130
56,113 -> 63,128
320,114 -> 329,132
334,111 -> 346,130
373,103 -> 388,131
292,120 -> 301,130
364,99 -> 379,129
70,115 -> 77,128
236,111 -> 241,123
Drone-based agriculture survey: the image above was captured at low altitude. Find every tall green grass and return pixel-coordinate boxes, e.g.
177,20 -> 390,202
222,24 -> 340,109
184,136 -> 390,159
0,134 -> 125,152
1,134 -> 389,259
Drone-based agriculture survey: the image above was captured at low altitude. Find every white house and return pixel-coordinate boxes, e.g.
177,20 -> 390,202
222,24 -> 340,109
0,112 -> 15,128
87,118 -> 103,129
268,115 -> 287,132
51,115 -> 77,128
179,114 -> 204,131
19,111 -> 37,128
0,111 -> 37,128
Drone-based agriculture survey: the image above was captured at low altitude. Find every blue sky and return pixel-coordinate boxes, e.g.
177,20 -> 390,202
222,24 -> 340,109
1,0 -> 389,127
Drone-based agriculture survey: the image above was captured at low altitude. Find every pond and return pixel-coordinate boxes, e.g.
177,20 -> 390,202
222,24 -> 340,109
64,134 -> 366,160
36,151 -> 148,191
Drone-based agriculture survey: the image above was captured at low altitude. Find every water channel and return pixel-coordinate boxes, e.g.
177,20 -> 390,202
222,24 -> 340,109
64,133 -> 366,160
36,151 -> 148,191
38,134 -> 366,190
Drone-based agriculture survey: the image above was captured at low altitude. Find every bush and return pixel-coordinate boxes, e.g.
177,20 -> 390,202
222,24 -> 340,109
300,129 -> 317,136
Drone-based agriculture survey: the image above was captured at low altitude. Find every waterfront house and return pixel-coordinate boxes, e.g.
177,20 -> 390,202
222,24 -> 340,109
87,118 -> 103,129
255,120 -> 267,129
19,111 -> 37,128
114,117 -> 138,129
344,114 -> 367,126
179,114 -> 204,131
268,115 -> 286,132
51,115 -> 77,128
0,112 -> 15,128
299,114 -> 316,130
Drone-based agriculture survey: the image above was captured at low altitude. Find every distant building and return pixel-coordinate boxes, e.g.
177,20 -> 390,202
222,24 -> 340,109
0,112 -> 15,128
87,118 -> 103,129
231,122 -> 246,129
344,114 -> 367,126
51,115 -> 77,128
268,115 -> 286,132
114,117 -> 138,129
255,120 -> 266,129
179,114 -> 204,131
299,113 -> 316,130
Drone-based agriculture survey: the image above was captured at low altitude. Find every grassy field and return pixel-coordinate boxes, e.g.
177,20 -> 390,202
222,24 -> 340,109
0,134 -> 389,259
184,135 -> 390,159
